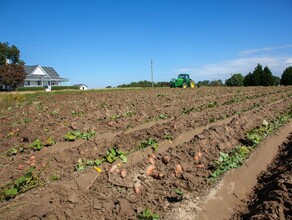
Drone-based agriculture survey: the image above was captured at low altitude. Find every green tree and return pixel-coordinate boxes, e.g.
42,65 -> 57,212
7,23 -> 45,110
197,80 -> 210,87
251,63 -> 262,86
0,42 -> 25,90
0,64 -> 26,90
225,73 -> 244,86
273,76 -> 280,86
244,63 -> 276,86
280,66 -> 292,85
261,66 -> 274,86
0,42 -> 24,65
244,72 -> 253,86
210,79 -> 223,86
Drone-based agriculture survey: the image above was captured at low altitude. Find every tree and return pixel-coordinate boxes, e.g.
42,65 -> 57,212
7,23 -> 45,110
261,66 -> 274,86
197,80 -> 210,87
244,72 -> 253,86
0,64 -> 26,90
280,66 -> 292,85
0,42 -> 25,90
251,63 -> 262,86
273,76 -> 280,86
0,42 -> 24,65
209,79 -> 223,86
244,63 -> 275,86
117,80 -> 170,88
225,73 -> 244,86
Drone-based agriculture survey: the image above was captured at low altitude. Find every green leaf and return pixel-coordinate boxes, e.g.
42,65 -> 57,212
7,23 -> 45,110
119,154 -> 127,163
94,159 -> 103,166
174,189 -> 184,195
106,155 -> 115,163
152,213 -> 160,219
86,160 -> 95,166
75,165 -> 84,171
4,188 -> 18,197
14,176 -> 27,187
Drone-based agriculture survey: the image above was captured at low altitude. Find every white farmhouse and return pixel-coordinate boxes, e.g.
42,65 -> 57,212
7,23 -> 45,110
24,65 -> 69,87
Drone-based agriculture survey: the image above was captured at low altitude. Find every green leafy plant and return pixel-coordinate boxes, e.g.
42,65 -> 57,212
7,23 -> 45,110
30,139 -> 43,151
76,147 -> 127,171
209,117 -> 216,123
223,98 -> 240,105
164,134 -> 173,140
50,174 -> 59,181
0,167 -> 39,201
210,146 -> 250,180
2,145 -> 26,157
174,189 -> 184,195
211,114 -> 292,181
81,130 -> 96,140
64,130 -> 96,141
94,158 -> 105,166
23,118 -> 32,124
182,107 -> 194,115
75,158 -> 85,171
105,148 -> 127,163
207,101 -> 218,108
71,110 -> 84,116
138,208 -> 160,220
139,138 -> 159,152
124,110 -> 135,117
48,110 -> 58,116
112,111 -> 135,119
158,114 -> 168,119
43,137 -> 56,147
64,131 -> 78,141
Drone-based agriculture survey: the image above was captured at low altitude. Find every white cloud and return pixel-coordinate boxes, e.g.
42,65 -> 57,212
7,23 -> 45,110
284,58 -> 292,64
239,44 -> 292,56
173,44 -> 292,81
175,56 -> 292,81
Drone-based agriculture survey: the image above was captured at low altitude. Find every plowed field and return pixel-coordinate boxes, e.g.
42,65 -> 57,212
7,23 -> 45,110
0,86 -> 291,219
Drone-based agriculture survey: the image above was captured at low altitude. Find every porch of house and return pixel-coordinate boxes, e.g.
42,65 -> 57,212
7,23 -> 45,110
24,78 -> 69,87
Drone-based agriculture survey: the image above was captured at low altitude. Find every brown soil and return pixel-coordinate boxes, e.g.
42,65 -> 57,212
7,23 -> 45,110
232,133 -> 292,220
0,86 -> 291,219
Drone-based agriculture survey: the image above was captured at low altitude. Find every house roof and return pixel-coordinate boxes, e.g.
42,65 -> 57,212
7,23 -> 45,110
73,84 -> 88,87
24,65 -> 68,81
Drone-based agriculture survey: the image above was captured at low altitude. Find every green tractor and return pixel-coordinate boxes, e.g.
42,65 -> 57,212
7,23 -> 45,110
170,74 -> 195,88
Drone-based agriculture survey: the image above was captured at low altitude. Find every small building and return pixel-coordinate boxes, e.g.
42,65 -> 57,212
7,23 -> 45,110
24,65 -> 69,87
73,84 -> 88,90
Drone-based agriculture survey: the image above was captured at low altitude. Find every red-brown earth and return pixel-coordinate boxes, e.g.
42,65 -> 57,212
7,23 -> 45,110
232,134 -> 291,220
0,86 -> 291,219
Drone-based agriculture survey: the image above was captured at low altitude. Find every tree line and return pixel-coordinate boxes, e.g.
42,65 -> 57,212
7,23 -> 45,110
116,64 -> 292,88
225,64 -> 292,87
115,80 -> 170,88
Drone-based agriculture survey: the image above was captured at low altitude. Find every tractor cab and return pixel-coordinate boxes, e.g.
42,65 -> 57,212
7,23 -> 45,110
178,74 -> 189,80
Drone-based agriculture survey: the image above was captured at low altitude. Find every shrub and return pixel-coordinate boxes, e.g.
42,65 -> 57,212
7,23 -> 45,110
16,87 -> 45,91
51,86 -> 79,91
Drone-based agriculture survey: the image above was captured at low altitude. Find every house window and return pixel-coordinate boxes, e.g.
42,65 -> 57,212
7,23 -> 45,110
38,81 -> 41,85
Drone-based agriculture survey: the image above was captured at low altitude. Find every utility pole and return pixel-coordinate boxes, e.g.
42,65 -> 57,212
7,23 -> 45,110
151,60 -> 153,88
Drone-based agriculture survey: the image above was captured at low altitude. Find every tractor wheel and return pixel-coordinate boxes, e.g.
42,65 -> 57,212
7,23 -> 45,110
190,81 -> 195,88
182,83 -> 187,88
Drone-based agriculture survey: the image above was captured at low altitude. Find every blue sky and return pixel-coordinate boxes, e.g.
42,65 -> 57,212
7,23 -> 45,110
1,0 -> 292,88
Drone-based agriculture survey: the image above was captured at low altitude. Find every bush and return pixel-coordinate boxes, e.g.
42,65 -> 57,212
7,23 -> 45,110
51,86 -> 79,90
16,87 -> 45,91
